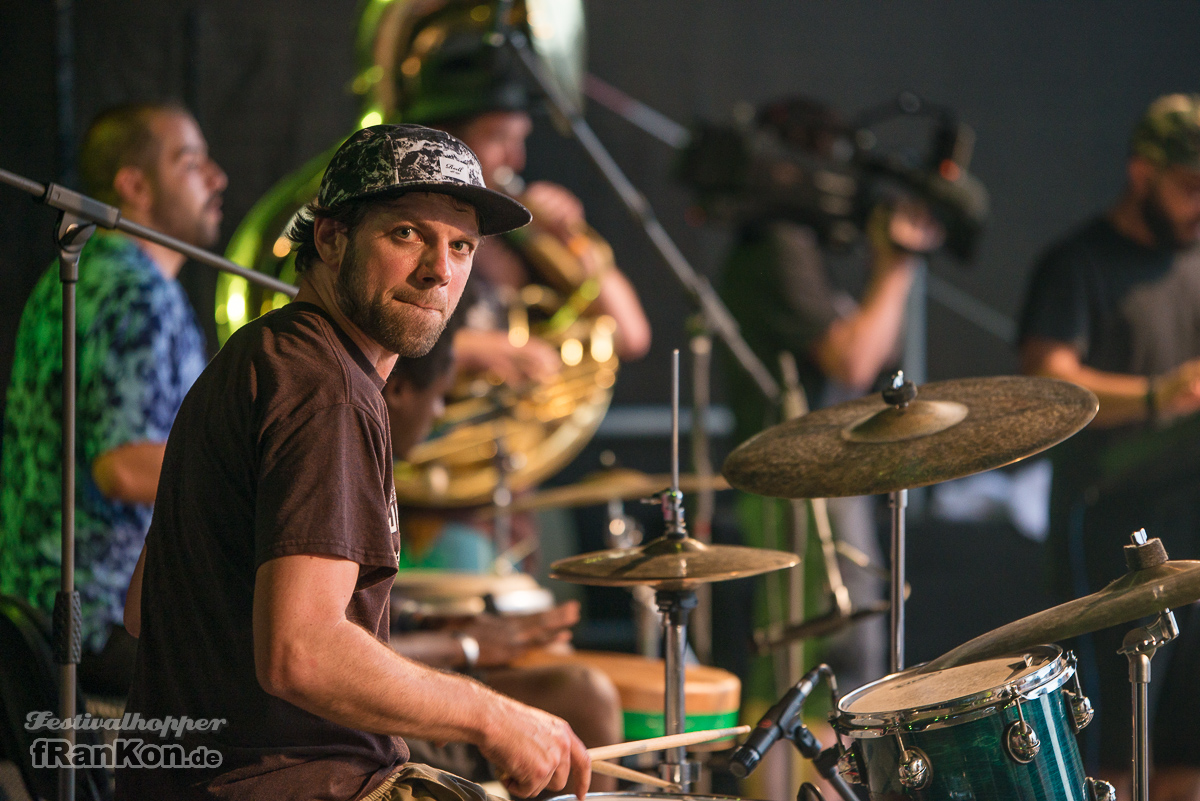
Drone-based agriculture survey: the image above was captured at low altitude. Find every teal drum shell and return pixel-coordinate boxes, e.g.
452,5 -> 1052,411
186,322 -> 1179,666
832,646 -> 1087,801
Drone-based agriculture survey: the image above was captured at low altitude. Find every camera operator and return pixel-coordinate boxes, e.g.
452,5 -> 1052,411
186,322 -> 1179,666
718,96 -> 943,704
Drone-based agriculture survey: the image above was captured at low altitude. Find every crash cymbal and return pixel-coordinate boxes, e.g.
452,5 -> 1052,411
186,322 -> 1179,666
476,468 -> 731,518
550,535 -> 798,590
925,558 -> 1200,671
723,376 -> 1097,499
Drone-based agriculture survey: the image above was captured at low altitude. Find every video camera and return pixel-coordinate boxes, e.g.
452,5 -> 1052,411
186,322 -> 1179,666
674,93 -> 988,262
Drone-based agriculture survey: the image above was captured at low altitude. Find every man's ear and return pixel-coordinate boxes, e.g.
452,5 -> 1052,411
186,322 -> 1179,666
112,165 -> 152,215
313,217 -> 348,273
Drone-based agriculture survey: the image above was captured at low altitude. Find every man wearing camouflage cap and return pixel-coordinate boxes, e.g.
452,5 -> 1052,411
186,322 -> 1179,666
1019,95 -> 1200,799
116,124 -> 591,801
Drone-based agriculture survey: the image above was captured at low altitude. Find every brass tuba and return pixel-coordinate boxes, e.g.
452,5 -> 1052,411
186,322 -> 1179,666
218,0 -> 614,507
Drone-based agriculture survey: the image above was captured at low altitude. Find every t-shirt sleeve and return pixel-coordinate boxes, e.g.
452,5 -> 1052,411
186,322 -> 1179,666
254,402 -> 398,576
1018,244 -> 1091,356
81,279 -> 189,465
765,222 -> 842,353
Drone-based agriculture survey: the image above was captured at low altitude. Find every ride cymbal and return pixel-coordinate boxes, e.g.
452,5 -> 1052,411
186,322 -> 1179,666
550,536 -> 798,590
926,557 -> 1200,671
723,376 -> 1098,499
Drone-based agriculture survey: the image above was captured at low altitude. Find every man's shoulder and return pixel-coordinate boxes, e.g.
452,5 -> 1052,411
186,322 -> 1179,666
1035,217 -> 1119,271
225,303 -> 383,412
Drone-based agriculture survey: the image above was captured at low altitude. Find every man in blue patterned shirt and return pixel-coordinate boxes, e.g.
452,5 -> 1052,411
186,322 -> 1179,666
1,102 -> 225,694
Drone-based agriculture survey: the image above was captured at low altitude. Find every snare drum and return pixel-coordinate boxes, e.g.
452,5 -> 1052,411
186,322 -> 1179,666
832,645 -> 1111,801
514,650 -> 741,744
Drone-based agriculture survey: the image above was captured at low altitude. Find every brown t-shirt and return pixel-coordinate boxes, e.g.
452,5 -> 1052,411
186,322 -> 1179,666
117,302 -> 407,801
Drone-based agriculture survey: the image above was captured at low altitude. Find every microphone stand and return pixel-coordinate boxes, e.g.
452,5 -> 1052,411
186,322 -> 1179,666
490,22 -> 780,406
0,168 -> 297,801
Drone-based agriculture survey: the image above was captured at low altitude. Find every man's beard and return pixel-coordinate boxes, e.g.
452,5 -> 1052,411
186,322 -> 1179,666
1140,189 -> 1184,251
334,237 -> 449,358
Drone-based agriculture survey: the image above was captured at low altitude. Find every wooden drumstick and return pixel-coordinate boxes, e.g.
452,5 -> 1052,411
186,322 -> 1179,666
589,760 -> 680,790
587,725 -> 751,762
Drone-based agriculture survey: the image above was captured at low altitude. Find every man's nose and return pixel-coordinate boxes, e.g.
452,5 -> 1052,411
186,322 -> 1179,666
417,243 -> 454,285
208,160 -> 229,193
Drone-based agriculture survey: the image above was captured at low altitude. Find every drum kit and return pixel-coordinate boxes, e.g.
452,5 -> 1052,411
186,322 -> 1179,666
476,356 -> 1200,801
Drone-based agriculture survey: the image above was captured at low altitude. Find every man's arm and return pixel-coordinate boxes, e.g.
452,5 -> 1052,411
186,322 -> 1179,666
92,441 -> 166,504
520,181 -> 651,361
1021,336 -> 1200,427
812,202 -> 942,391
253,553 -> 590,799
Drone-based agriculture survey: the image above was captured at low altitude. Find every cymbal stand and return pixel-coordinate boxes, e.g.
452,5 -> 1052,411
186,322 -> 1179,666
883,372 -> 916,673
1118,530 -> 1180,801
1119,610 -> 1177,801
491,439 -> 514,571
657,350 -> 699,790
0,167 -> 297,801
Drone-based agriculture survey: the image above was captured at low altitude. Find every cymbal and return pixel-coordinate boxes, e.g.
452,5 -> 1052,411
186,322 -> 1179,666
475,468 -> 731,518
723,376 -> 1097,499
550,535 -> 798,590
925,559 -> 1200,671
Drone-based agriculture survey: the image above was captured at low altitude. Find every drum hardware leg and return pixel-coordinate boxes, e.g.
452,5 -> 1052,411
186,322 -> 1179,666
894,732 -> 931,791
656,588 -> 699,791
888,488 -> 908,672
1118,608 -> 1178,801
491,441 -> 515,567
1003,696 -> 1041,763
1064,651 -> 1095,732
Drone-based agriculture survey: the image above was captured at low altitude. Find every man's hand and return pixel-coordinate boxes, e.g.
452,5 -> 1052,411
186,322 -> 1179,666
520,181 -> 586,245
456,601 -> 580,667
1154,358 -> 1200,419
454,328 -> 561,387
867,198 -> 946,268
479,698 -> 591,799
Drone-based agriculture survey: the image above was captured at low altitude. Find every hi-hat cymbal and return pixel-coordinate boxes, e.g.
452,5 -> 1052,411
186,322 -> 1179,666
550,535 -> 798,589
723,376 -> 1098,499
475,468 -> 730,518
925,558 -> 1200,671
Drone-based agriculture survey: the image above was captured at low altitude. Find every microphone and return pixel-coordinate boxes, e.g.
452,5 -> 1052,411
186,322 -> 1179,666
729,665 -> 833,778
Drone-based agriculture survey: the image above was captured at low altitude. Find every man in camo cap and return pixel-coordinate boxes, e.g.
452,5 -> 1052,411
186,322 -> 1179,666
118,124 -> 593,801
1018,96 -> 1200,799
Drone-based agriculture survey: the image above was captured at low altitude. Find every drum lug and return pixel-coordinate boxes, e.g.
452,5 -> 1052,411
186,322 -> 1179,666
835,746 -> 864,786
1086,777 -> 1116,801
1064,652 -> 1094,732
1065,689 -> 1095,732
895,734 -> 932,791
1004,696 -> 1041,763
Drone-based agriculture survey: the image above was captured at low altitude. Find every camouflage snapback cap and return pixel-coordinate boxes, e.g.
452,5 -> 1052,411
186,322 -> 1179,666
1130,94 -> 1200,170
317,124 -> 531,235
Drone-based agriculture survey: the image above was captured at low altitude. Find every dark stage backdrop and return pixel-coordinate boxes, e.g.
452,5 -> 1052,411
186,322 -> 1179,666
3,0 -> 1200,689
5,1 -> 1200,407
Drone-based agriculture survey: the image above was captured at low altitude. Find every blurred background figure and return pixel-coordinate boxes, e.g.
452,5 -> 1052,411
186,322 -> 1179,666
1019,93 -> 1200,801
1,102 -> 224,696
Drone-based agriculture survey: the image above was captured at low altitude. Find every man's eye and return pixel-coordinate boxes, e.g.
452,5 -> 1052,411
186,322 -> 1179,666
452,241 -> 475,254
393,227 -> 415,239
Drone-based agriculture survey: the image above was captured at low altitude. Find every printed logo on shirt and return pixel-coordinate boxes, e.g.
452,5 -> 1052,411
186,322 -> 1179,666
439,157 -> 472,182
387,484 -> 399,535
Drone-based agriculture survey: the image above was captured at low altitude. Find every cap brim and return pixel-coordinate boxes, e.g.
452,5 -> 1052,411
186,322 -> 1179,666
354,182 -> 532,236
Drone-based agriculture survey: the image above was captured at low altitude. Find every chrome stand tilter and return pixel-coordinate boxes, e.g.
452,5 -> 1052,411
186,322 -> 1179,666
1119,610 -> 1177,801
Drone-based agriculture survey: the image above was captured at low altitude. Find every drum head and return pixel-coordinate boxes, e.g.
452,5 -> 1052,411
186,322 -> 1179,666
836,644 -> 1069,733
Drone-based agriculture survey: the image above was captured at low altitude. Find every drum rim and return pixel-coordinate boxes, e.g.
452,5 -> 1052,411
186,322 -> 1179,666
833,644 -> 1073,737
